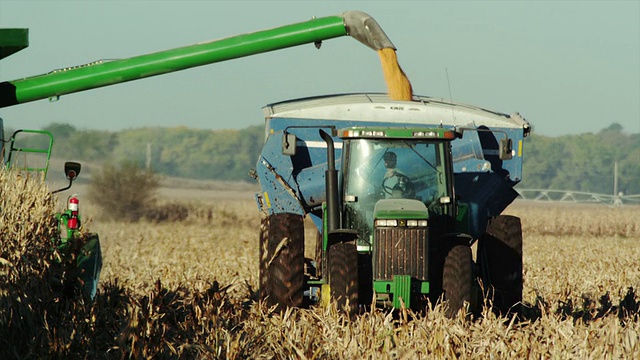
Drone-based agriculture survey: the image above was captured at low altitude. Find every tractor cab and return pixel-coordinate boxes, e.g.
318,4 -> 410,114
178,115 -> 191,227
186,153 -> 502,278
338,127 -> 457,248
322,127 -> 459,309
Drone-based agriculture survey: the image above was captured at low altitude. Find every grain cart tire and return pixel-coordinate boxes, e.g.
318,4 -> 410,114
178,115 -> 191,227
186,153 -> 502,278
259,213 -> 305,311
443,245 -> 473,318
328,242 -> 358,318
478,215 -> 523,314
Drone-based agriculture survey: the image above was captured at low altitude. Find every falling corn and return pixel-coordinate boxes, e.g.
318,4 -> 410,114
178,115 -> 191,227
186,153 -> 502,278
377,48 -> 414,101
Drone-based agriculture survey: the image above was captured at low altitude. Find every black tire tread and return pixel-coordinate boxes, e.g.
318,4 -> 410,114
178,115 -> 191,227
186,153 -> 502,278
259,213 -> 305,311
479,215 -> 523,313
442,245 -> 473,318
328,242 -> 358,317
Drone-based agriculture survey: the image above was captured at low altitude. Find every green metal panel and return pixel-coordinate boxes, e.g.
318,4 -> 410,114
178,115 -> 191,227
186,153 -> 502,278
373,280 -> 391,294
339,127 -> 457,140
1,16 -> 346,107
0,28 -> 29,61
420,281 -> 429,294
373,277 -> 430,308
393,275 -> 412,308
456,202 -> 470,233
374,199 -> 429,220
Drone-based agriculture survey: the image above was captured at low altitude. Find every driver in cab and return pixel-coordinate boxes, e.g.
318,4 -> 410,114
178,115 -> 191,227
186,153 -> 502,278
381,151 -> 415,199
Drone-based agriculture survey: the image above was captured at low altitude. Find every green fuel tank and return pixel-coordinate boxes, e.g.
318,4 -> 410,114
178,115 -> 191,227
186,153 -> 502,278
0,11 -> 394,108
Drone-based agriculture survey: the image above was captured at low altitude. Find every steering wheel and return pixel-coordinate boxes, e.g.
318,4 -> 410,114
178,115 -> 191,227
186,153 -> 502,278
381,177 -> 392,195
381,174 -> 415,198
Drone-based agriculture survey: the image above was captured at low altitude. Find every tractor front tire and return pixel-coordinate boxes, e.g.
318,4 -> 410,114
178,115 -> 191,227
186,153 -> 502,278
442,245 -> 473,318
259,213 -> 305,311
478,215 -> 523,314
328,241 -> 359,318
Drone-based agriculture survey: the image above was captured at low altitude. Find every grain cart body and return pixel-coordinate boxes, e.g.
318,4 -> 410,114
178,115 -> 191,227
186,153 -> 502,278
257,93 -> 530,314
256,93 -> 530,238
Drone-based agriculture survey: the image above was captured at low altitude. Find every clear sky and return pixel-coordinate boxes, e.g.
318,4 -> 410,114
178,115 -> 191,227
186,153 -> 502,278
1,0 -> 638,136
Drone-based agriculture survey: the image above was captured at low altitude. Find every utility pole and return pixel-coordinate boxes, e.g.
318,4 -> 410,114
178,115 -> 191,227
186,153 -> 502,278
613,161 -> 622,206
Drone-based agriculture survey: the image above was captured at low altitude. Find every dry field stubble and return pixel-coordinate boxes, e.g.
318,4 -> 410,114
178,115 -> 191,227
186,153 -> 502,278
2,174 -> 640,358
88,188 -> 640,358
93,199 -> 259,299
504,202 -> 640,305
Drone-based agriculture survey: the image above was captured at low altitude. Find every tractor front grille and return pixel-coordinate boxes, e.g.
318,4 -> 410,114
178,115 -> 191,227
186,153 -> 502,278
373,227 -> 428,281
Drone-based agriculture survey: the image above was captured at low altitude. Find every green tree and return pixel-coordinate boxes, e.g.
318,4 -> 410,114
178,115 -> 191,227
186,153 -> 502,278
42,122 -> 77,139
88,161 -> 159,221
521,123 -> 638,194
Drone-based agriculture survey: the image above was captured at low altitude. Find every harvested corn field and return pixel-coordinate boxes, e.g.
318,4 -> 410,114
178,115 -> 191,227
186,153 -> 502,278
1,176 -> 639,358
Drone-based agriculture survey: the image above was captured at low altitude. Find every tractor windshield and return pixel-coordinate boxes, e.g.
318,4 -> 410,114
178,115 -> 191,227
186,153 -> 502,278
343,138 -> 450,244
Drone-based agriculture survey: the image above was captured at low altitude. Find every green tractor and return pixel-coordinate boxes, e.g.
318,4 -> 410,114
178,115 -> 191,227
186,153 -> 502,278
314,126 -> 523,317
1,120 -> 102,299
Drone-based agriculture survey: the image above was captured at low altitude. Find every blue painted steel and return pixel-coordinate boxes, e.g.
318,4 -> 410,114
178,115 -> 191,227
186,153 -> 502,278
254,132 -> 306,216
295,163 -> 330,208
454,172 -> 519,238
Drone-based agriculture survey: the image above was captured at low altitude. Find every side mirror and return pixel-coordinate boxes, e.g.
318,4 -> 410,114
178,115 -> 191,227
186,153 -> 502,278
499,138 -> 513,160
282,132 -> 297,156
64,161 -> 81,181
52,162 -> 82,194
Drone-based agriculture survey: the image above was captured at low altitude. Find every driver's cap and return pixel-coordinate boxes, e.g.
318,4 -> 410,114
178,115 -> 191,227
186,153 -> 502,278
383,152 -> 397,161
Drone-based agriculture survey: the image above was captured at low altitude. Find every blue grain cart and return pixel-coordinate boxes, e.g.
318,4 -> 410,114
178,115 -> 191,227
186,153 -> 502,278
255,93 -> 530,316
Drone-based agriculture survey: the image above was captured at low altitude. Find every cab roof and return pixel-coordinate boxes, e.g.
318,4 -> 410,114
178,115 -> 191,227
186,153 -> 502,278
263,93 -> 530,132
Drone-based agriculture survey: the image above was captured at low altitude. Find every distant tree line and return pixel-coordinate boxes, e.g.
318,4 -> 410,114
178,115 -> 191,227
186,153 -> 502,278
38,123 -> 264,182
15,122 -> 640,194
522,123 -> 639,195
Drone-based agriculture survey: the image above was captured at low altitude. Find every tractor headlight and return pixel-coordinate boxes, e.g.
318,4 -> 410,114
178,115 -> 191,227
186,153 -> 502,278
375,219 -> 398,227
375,219 -> 428,227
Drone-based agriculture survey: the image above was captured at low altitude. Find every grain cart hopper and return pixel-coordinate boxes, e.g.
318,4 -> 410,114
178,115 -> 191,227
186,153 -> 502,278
256,94 -> 530,316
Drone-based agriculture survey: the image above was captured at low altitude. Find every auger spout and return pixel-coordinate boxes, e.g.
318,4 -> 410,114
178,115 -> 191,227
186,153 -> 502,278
343,10 -> 396,51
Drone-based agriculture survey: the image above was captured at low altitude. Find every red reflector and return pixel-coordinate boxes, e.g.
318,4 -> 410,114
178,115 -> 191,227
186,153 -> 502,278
68,217 -> 78,229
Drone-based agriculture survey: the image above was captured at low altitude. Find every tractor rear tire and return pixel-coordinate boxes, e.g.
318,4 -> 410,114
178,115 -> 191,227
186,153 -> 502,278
478,215 -> 523,314
259,213 -> 305,311
442,245 -> 473,318
328,242 -> 359,318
